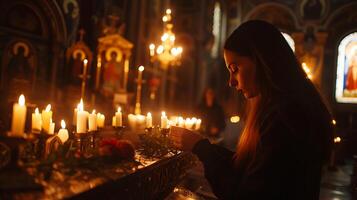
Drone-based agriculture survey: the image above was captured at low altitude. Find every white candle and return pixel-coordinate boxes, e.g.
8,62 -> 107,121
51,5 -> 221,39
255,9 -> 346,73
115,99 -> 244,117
178,117 -> 184,127
97,113 -> 105,128
41,104 -> 52,134
31,107 -> 42,133
58,120 -> 69,143
146,112 -> 152,128
48,119 -> 55,135
195,119 -> 202,130
76,99 -> 87,133
136,114 -> 146,129
11,94 -> 27,137
115,107 -> 122,127
88,110 -> 97,131
185,118 -> 194,130
112,116 -> 116,127
161,111 -> 168,129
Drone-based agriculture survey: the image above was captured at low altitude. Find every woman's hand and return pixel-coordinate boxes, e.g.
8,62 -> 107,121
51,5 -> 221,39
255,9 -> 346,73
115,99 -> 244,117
170,126 -> 204,151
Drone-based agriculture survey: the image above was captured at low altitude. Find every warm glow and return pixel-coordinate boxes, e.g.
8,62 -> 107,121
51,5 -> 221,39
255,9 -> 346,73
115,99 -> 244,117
161,33 -> 169,42
230,116 -> 240,123
117,107 -> 121,113
332,119 -> 337,125
149,44 -> 155,50
77,99 -> 83,111
162,111 -> 166,117
83,59 -> 88,65
138,65 -> 144,72
18,94 -> 25,106
334,137 -> 341,143
35,108 -> 39,114
92,109 -> 96,114
177,47 -> 183,54
61,120 -> 66,129
157,45 -> 164,54
147,112 -> 152,117
162,16 -> 168,22
45,104 -> 51,112
170,35 -> 175,42
302,62 -> 313,79
166,9 -> 171,15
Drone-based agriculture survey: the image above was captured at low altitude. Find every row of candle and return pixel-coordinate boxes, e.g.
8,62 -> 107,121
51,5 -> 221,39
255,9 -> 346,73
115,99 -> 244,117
11,95 -> 202,140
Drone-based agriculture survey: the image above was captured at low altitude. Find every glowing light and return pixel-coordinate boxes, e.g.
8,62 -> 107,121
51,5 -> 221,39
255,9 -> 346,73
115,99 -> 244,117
118,107 -> 121,113
138,65 -> 145,72
45,104 -> 51,112
149,44 -> 155,50
61,120 -> 66,129
83,59 -> 88,65
162,111 -> 166,117
230,116 -> 240,123
332,119 -> 337,125
18,94 -> 25,106
161,33 -> 169,42
35,108 -> 39,114
334,137 -> 341,143
92,109 -> 96,114
157,45 -> 164,54
77,99 -> 83,111
166,9 -> 171,15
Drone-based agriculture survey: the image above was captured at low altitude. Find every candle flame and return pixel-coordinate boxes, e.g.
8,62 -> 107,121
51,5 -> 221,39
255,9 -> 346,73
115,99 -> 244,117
19,94 -> 25,106
92,109 -> 96,114
147,112 -> 152,117
230,115 -> 240,123
61,120 -> 66,129
166,9 -> 171,14
78,99 -> 83,111
334,137 -> 341,143
83,59 -> 88,65
332,119 -> 336,125
117,107 -> 121,113
162,111 -> 166,117
138,65 -> 144,72
45,104 -> 51,111
149,44 -> 155,50
35,108 -> 39,114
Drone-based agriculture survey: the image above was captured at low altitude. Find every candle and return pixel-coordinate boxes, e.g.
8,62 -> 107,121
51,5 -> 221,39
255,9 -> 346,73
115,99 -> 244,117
97,113 -> 105,128
42,104 -> 52,134
88,110 -> 97,131
112,116 -> 117,127
149,44 -> 155,56
115,107 -> 122,127
185,118 -> 194,130
146,112 -> 152,128
58,120 -> 69,143
31,108 -> 42,133
178,117 -> 184,127
76,99 -> 87,133
48,120 -> 55,135
11,94 -> 27,137
195,119 -> 202,130
161,111 -> 168,129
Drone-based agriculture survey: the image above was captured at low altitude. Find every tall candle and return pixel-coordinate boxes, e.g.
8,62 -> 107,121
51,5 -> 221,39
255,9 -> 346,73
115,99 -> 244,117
115,107 -> 122,127
146,112 -> 152,128
58,120 -> 69,143
32,108 -> 42,133
42,104 -> 52,134
76,99 -> 87,133
11,94 -> 27,137
88,110 -> 97,131
161,111 -> 168,129
185,118 -> 194,130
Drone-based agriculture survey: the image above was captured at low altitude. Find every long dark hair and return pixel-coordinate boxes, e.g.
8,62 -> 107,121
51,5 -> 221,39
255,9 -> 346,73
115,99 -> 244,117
224,20 -> 333,165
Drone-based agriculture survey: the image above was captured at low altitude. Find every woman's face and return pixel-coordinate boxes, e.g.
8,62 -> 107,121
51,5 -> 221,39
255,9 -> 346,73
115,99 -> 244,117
224,49 -> 259,98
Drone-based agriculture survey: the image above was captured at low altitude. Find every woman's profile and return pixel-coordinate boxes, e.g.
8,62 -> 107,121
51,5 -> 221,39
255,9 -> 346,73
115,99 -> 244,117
170,20 -> 333,199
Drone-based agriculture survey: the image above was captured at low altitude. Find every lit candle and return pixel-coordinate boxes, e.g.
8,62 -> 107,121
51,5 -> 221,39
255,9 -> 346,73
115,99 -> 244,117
146,112 -> 152,128
97,113 -> 105,128
11,94 -> 27,137
195,119 -> 202,130
178,117 -> 184,127
149,44 -> 155,57
161,111 -> 168,129
76,99 -> 87,133
31,108 -> 42,133
48,119 -> 55,135
185,118 -> 194,130
58,120 -> 69,143
112,116 -> 117,127
88,110 -> 97,131
115,107 -> 122,127
42,104 -> 52,134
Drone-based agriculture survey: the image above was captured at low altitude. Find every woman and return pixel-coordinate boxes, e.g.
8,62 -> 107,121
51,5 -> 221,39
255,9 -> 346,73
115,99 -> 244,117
170,20 -> 333,199
197,88 -> 226,138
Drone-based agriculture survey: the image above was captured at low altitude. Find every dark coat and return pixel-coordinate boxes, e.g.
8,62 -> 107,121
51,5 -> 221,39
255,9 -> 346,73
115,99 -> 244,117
192,96 -> 331,200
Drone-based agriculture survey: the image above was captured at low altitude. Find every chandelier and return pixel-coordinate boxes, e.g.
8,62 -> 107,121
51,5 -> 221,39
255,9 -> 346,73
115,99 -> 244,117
149,9 -> 183,68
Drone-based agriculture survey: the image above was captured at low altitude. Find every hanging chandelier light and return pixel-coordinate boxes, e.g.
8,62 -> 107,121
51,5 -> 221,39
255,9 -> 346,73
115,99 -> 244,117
149,9 -> 183,69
